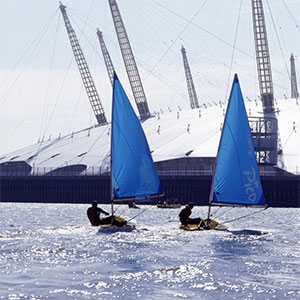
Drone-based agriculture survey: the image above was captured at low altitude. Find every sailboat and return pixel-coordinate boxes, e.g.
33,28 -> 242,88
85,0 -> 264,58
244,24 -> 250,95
181,74 -> 267,231
100,73 -> 164,229
157,198 -> 181,208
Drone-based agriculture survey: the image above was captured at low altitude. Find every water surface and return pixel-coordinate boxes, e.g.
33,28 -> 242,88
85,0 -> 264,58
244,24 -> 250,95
0,203 -> 299,299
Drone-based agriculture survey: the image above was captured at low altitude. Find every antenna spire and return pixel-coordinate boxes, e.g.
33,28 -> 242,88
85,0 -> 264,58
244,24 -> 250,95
181,46 -> 200,109
290,53 -> 299,99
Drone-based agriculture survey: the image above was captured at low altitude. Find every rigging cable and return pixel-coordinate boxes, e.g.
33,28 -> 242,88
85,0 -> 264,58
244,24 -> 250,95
126,204 -> 157,222
150,0 -> 254,61
211,206 -> 233,219
37,6 -> 102,151
224,0 -> 242,102
265,0 -> 290,81
282,120 -> 300,148
0,99 -> 43,150
0,10 -> 59,151
122,0 -> 193,104
32,58 -> 75,166
144,0 -> 209,81
0,10 -> 58,110
40,12 -> 61,142
65,9 -> 109,126
281,0 -> 300,33
149,0 -> 289,81
77,125 -> 108,165
108,201 -> 157,223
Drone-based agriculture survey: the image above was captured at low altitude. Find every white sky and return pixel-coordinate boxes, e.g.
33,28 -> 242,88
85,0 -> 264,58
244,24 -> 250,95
1,0 -> 300,154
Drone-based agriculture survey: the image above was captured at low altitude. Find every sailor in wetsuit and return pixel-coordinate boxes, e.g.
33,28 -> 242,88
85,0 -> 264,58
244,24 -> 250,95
87,200 -> 110,226
128,201 -> 139,209
179,202 -> 205,227
87,200 -> 127,227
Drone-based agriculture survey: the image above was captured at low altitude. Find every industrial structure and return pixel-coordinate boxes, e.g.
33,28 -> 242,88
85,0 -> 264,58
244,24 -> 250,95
251,0 -> 275,114
59,2 -> 107,125
108,0 -> 150,120
290,53 -> 299,99
97,29 -> 115,87
181,46 -> 200,109
251,0 -> 278,166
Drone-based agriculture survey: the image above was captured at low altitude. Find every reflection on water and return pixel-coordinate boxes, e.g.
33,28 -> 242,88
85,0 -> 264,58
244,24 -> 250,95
0,204 -> 300,299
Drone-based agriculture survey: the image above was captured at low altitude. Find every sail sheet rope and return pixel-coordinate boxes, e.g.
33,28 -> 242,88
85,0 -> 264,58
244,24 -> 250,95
110,201 -> 157,223
211,206 -> 233,219
126,205 -> 156,223
218,207 -> 268,225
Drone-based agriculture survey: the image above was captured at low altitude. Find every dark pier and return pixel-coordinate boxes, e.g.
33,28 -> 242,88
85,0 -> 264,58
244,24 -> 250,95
1,175 -> 299,207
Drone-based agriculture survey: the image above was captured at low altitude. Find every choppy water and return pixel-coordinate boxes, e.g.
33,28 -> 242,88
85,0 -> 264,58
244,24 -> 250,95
0,203 -> 300,299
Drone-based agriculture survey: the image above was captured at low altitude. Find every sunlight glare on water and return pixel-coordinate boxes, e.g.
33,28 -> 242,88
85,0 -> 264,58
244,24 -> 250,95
0,203 -> 300,299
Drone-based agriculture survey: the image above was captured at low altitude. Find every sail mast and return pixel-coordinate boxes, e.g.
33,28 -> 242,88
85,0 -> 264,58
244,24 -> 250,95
110,74 -> 116,216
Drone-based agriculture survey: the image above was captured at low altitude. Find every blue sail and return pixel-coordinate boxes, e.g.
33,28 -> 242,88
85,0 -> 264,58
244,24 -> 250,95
111,74 -> 163,200
210,74 -> 265,207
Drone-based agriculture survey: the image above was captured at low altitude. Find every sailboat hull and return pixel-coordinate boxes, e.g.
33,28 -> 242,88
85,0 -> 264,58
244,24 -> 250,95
99,215 -> 136,230
99,225 -> 136,232
180,219 -> 227,231
157,204 -> 181,209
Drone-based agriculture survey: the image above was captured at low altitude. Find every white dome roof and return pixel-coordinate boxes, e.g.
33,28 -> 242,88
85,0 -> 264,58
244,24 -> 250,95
1,97 -> 299,175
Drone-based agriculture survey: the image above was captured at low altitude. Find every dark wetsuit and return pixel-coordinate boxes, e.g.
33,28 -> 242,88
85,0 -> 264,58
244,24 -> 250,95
87,207 -> 127,227
128,202 -> 139,209
179,206 -> 202,225
87,206 -> 109,226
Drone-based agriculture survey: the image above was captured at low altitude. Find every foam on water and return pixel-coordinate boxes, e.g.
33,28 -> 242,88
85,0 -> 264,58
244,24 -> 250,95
0,203 -> 300,299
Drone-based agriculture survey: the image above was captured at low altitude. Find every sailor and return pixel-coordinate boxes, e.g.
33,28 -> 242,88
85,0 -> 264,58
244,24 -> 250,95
87,200 -> 109,226
179,202 -> 205,227
128,201 -> 139,209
